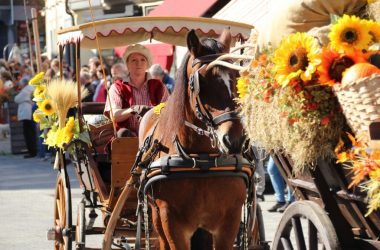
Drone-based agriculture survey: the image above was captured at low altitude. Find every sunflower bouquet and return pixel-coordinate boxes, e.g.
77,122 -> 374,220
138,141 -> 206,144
317,14 -> 380,142
30,72 -> 90,152
239,32 -> 346,172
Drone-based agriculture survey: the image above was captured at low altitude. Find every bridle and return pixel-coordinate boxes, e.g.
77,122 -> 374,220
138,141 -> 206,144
185,53 -> 240,148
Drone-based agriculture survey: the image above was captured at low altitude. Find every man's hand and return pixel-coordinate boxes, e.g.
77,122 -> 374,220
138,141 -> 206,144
130,105 -> 152,117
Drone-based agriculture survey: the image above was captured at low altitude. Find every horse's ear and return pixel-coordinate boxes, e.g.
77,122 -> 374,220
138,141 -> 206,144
219,28 -> 232,52
187,30 -> 202,58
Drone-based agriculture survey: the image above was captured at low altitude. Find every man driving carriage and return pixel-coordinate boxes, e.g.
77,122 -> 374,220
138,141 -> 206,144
104,44 -> 169,137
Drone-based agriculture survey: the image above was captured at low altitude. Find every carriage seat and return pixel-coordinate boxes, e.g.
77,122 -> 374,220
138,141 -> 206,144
81,102 -> 105,114
108,137 -> 139,211
111,137 -> 139,188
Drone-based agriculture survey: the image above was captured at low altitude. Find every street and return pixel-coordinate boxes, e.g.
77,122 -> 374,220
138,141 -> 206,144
0,137 -> 283,250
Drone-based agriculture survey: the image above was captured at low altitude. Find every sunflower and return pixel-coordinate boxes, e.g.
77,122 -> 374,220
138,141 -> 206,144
272,32 -> 321,86
329,15 -> 372,53
29,72 -> 45,86
65,117 -> 75,132
33,85 -> 46,98
39,99 -> 55,116
237,77 -> 250,98
318,48 -> 366,86
364,19 -> 380,44
62,127 -> 74,145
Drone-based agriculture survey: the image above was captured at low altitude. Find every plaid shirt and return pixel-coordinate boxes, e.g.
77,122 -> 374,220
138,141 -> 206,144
105,75 -> 169,135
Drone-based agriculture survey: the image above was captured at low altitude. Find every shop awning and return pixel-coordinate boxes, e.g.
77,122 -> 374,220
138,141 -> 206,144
148,0 -> 217,17
114,43 -> 174,71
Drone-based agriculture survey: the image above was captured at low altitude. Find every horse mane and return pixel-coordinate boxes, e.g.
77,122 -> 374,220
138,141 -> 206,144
155,53 -> 190,145
156,37 -> 227,145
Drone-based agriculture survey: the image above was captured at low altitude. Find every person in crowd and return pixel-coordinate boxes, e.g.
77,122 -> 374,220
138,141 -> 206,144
110,63 -> 128,82
88,56 -> 100,72
93,66 -> 110,102
0,59 -> 9,71
44,68 -> 56,81
80,71 -> 95,102
104,44 -> 169,137
0,70 -> 14,91
50,58 -> 60,79
149,63 -> 175,93
267,156 -> 295,212
14,79 -> 37,158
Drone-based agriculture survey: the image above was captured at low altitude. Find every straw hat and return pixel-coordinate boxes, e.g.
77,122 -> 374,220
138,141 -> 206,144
123,44 -> 153,67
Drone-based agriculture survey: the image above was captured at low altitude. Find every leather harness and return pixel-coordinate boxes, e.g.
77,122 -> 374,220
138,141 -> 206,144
132,53 -> 254,250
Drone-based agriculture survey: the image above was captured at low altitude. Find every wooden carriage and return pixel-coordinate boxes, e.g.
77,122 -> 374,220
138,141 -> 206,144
46,16 -> 267,250
271,123 -> 380,250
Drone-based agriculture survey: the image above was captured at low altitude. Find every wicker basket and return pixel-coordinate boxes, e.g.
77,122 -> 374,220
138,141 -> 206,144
333,74 -> 380,142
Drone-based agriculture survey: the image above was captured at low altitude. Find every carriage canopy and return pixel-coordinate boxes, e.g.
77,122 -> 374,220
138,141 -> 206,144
56,16 -> 254,49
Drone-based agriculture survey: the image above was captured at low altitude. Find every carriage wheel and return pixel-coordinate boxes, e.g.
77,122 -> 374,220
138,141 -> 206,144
54,173 -> 73,250
272,200 -> 340,250
75,200 -> 86,250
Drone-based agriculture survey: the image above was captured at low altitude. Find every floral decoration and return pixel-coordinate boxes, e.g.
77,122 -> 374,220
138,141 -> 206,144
30,73 -> 90,151
239,13 -> 379,210
239,34 -> 345,172
335,134 -> 380,215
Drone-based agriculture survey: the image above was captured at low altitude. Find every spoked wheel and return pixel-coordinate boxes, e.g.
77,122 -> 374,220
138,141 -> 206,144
75,200 -> 86,250
54,173 -> 73,250
272,200 -> 340,250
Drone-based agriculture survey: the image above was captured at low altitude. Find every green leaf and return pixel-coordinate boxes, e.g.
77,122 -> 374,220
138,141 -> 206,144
78,131 -> 91,145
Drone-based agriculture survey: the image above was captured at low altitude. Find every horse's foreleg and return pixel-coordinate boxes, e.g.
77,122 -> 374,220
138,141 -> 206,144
150,204 -> 170,250
213,210 -> 243,250
158,204 -> 192,250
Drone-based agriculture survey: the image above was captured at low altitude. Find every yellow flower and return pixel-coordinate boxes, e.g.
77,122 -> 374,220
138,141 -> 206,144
363,19 -> 380,44
29,72 -> 45,86
65,117 -> 75,132
33,85 -> 46,98
237,77 -> 249,98
329,15 -> 372,53
272,32 -> 321,86
39,99 -> 55,116
62,128 -> 74,145
33,111 -> 43,123
45,129 -> 58,148
61,117 -> 75,146
153,102 -> 166,115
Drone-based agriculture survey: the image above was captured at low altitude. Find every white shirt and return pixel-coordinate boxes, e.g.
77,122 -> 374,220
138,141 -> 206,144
14,85 -> 35,121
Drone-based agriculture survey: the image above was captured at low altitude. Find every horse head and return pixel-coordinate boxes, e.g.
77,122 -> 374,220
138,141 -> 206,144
185,29 -> 245,154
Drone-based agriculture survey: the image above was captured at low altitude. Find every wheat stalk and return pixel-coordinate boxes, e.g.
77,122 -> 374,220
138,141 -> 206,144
47,79 -> 88,128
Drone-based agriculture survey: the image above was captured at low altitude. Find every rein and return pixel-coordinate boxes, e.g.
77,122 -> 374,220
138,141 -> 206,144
186,55 -> 240,148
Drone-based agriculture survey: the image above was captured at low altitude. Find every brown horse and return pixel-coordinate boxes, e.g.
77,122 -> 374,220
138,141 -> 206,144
138,29 -> 249,250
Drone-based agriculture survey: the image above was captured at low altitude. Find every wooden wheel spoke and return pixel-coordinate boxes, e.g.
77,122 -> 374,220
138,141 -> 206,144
291,217 -> 306,250
56,200 -> 62,221
308,219 -> 318,250
53,173 -> 72,250
280,236 -> 294,250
